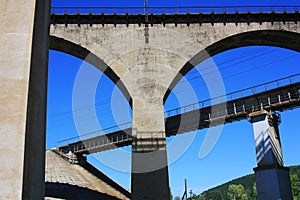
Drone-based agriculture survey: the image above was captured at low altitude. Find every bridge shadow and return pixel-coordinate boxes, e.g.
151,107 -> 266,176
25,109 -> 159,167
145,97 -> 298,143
49,150 -> 131,199
45,182 -> 120,200
78,161 -> 131,199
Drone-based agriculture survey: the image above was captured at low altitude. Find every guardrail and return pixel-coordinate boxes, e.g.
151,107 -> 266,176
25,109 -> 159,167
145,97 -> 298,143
56,73 -> 300,147
56,122 -> 131,147
165,73 -> 300,117
51,6 -> 300,15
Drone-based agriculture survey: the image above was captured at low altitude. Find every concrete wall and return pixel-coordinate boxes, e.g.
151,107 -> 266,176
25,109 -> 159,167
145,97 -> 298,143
50,22 -> 300,99
0,1 -> 36,198
0,1 -> 50,199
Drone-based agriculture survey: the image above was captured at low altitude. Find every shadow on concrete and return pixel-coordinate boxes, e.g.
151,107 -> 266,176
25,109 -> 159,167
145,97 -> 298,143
45,182 -> 121,200
79,161 -> 131,199
50,150 -> 131,199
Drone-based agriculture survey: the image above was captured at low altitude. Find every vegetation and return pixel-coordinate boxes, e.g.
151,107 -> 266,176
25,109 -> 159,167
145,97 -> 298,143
185,165 -> 300,200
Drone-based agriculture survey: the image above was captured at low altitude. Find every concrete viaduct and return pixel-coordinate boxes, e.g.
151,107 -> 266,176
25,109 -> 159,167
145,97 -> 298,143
1,1 -> 300,199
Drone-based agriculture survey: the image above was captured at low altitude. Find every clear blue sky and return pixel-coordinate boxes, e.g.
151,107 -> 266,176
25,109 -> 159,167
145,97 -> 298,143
47,0 -> 300,197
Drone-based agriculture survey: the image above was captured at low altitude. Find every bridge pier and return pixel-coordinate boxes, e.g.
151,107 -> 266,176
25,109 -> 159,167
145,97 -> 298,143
131,131 -> 170,200
0,1 -> 50,199
250,111 -> 292,200
131,90 -> 170,200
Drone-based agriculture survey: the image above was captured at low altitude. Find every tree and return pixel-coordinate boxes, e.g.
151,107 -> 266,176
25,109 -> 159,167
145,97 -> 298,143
188,194 -> 199,200
291,174 -> 300,199
174,196 -> 181,200
170,188 -> 173,200
197,194 -> 206,200
251,183 -> 257,199
227,184 -> 248,200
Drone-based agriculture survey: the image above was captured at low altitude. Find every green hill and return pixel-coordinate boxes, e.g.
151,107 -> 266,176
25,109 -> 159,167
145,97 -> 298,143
190,165 -> 300,200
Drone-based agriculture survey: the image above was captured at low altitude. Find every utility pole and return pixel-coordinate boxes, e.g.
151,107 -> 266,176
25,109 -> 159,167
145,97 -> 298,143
182,179 -> 188,200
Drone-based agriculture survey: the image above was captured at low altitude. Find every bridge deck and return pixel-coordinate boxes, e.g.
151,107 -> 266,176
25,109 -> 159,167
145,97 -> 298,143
50,12 -> 300,25
58,81 -> 300,155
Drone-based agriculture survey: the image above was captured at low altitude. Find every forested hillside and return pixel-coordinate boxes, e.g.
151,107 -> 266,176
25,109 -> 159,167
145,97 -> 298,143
189,165 -> 300,200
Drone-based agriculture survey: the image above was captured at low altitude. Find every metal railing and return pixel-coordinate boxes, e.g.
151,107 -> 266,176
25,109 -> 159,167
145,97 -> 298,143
56,73 -> 300,148
71,131 -> 132,153
165,73 -> 300,117
50,6 -> 300,15
56,122 -> 131,147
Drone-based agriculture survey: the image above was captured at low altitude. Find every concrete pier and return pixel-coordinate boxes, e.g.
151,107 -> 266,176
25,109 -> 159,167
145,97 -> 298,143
250,111 -> 292,200
131,86 -> 170,200
0,1 -> 50,199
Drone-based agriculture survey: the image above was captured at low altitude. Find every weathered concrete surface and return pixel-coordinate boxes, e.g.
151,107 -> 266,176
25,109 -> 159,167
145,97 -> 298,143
50,22 -> 300,99
131,82 -> 170,199
0,1 -> 50,199
22,1 -> 51,199
45,150 -> 130,200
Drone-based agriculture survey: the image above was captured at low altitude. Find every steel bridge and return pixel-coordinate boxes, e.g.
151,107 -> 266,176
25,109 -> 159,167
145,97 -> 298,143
57,74 -> 300,155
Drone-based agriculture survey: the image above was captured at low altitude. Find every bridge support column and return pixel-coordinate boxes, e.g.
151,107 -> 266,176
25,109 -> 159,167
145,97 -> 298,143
0,1 -> 50,199
250,111 -> 292,200
131,89 -> 170,200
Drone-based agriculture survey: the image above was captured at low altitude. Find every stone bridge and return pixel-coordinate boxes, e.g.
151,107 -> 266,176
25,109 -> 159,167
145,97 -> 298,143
1,1 -> 300,199
49,9 -> 300,199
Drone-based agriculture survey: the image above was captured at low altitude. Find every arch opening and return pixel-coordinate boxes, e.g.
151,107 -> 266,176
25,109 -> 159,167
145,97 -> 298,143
49,35 -> 132,107
164,30 -> 300,103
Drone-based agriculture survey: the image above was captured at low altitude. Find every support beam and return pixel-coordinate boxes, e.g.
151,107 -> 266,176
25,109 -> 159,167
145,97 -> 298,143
131,88 -> 170,200
250,111 -> 292,200
0,1 -> 50,199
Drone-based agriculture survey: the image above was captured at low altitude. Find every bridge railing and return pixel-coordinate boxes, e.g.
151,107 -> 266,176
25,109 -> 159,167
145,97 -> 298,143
50,6 -> 300,15
56,122 -> 131,147
56,73 -> 300,147
165,73 -> 300,117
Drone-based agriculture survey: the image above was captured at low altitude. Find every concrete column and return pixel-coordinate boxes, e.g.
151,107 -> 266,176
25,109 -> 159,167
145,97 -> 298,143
131,86 -> 170,200
0,1 -> 50,199
250,111 -> 292,200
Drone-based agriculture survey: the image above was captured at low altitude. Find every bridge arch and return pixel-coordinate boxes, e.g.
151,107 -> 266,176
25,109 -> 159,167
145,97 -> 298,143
49,36 -> 132,106
164,30 -> 300,103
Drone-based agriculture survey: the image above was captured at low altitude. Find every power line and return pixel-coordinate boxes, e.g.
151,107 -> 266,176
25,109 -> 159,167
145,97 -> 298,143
181,47 -> 274,84
47,47 -> 300,130
172,54 -> 300,97
48,47 -> 273,120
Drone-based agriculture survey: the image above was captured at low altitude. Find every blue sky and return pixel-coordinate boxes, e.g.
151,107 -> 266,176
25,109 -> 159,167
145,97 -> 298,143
47,0 -> 300,197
